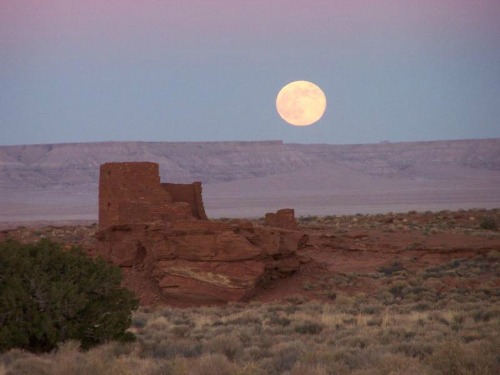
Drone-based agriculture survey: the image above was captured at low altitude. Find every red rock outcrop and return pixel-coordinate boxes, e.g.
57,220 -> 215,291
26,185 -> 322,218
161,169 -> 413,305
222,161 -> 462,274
95,162 -> 307,305
265,208 -> 298,230
96,220 -> 307,304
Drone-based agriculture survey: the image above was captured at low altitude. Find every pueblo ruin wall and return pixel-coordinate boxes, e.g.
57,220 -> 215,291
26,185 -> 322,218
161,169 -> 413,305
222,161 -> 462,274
162,182 -> 207,220
99,162 -> 206,229
265,208 -> 298,230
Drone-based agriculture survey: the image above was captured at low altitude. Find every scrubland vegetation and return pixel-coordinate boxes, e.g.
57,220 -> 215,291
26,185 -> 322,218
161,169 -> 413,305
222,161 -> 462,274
1,293 -> 498,374
0,209 -> 498,374
1,253 -> 498,374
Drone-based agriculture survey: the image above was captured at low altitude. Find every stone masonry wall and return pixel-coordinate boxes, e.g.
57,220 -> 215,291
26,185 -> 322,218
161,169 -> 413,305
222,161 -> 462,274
264,208 -> 298,230
99,162 -> 209,229
99,162 -> 173,229
162,182 -> 208,220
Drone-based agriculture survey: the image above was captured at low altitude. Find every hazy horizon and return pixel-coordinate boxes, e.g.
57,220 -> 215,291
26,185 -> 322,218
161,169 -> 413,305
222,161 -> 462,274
2,136 -> 500,148
2,1 -> 500,146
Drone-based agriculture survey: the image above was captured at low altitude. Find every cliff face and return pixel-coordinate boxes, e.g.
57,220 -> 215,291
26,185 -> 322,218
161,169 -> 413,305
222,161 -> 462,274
1,139 -> 499,222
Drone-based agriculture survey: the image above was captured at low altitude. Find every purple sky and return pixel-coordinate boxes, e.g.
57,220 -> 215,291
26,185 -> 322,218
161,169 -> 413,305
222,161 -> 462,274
1,0 -> 500,145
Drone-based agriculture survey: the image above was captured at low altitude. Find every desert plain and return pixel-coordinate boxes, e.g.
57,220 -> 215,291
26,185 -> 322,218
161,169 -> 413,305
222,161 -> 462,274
0,139 -> 499,374
0,208 -> 499,374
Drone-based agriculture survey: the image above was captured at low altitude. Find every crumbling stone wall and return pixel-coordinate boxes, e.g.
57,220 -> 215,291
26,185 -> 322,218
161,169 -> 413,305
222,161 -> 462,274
162,182 -> 207,220
264,208 -> 298,230
99,162 -> 206,229
99,162 -> 172,229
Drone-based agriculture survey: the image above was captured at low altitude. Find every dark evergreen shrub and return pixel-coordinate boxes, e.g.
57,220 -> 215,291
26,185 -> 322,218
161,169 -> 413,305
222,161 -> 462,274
294,321 -> 323,334
0,239 -> 138,353
479,217 -> 497,230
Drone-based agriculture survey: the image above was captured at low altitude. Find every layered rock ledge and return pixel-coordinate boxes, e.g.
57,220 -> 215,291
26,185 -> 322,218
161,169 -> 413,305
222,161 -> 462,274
96,220 -> 307,304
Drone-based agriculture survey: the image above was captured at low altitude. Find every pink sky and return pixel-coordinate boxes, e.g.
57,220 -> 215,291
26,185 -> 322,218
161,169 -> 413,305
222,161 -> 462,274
3,0 -> 499,50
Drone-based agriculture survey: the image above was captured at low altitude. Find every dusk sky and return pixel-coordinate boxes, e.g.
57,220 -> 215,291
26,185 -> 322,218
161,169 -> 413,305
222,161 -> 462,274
1,0 -> 500,146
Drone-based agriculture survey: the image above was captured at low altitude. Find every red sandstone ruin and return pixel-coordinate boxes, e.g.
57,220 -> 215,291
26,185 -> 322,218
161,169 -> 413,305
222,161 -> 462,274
99,162 -> 206,229
95,162 -> 307,305
265,208 -> 298,230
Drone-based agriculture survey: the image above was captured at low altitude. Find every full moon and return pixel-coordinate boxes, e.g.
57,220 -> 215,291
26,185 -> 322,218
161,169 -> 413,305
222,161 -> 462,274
276,80 -> 327,126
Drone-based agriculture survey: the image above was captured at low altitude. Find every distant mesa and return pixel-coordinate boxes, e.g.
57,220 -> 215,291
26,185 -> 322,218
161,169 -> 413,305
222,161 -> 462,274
95,161 -> 307,306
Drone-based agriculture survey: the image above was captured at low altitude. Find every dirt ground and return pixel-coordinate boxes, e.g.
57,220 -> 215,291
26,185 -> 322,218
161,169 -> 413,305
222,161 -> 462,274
256,211 -> 500,303
1,208 -> 499,306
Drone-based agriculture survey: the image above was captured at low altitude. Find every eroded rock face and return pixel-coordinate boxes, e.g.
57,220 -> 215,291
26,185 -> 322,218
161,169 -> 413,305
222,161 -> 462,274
96,220 -> 307,304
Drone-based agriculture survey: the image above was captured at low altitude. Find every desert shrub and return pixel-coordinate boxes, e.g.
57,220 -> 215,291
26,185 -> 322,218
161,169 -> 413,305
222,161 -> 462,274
204,334 -> 243,360
263,342 -> 304,374
294,321 -> 323,334
395,341 -> 434,359
1,341 -> 164,375
141,336 -> 202,360
226,311 -> 262,326
268,316 -> 291,327
131,312 -> 149,329
428,340 -> 498,375
339,347 -> 379,371
388,281 -> 410,299
290,362 -> 328,375
171,324 -> 191,338
414,302 -> 431,311
479,217 -> 497,230
186,353 -> 239,375
378,262 -> 405,276
3,354 -> 52,375
362,305 -> 381,315
0,240 -> 138,353
472,308 -> 499,322
298,215 -> 318,224
372,353 -> 427,375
